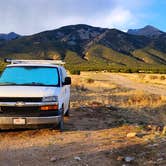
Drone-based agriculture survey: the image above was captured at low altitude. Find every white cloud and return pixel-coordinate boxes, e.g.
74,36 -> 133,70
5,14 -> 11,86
0,0 -> 152,34
90,7 -> 137,31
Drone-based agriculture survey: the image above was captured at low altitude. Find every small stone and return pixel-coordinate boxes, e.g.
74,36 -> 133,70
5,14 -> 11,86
106,105 -> 111,108
127,132 -> 136,138
146,125 -> 153,131
136,133 -> 147,138
117,156 -> 124,161
50,157 -> 57,162
147,143 -> 158,147
157,158 -> 163,161
74,156 -> 81,161
124,156 -> 135,162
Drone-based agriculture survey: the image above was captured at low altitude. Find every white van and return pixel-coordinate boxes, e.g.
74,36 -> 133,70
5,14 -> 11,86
0,59 -> 71,131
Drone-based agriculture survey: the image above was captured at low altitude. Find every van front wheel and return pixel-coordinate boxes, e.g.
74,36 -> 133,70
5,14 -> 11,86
58,108 -> 64,131
65,101 -> 70,117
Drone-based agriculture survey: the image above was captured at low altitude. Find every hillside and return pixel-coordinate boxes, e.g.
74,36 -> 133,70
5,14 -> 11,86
0,24 -> 166,71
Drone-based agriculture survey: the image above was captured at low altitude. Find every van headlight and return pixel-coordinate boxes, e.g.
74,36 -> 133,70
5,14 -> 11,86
42,96 -> 58,102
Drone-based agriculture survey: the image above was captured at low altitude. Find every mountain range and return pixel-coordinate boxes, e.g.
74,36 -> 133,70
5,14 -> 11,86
0,24 -> 166,71
127,25 -> 164,38
0,32 -> 20,40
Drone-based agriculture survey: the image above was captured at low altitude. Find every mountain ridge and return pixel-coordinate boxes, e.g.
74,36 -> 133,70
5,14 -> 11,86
0,32 -> 21,40
127,25 -> 164,38
0,24 -> 166,71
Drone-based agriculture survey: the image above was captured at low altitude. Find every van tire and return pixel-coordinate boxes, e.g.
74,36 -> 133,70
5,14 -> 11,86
58,108 -> 64,132
65,102 -> 70,117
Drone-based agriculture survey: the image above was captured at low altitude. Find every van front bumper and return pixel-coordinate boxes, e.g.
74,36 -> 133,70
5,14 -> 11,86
0,116 -> 61,129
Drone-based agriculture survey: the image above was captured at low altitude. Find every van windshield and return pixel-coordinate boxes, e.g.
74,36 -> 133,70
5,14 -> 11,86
0,66 -> 59,86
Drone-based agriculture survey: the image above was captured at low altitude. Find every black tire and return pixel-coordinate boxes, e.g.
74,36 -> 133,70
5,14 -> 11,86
58,108 -> 64,132
65,102 -> 70,117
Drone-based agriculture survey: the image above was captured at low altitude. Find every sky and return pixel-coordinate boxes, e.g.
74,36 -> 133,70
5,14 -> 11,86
0,0 -> 166,35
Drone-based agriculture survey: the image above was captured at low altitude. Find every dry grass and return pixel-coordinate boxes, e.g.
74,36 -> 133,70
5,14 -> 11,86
71,72 -> 166,107
122,73 -> 166,86
112,90 -> 166,109
70,72 -> 166,126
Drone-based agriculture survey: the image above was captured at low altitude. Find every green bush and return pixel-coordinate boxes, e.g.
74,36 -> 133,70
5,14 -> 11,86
160,75 -> 166,80
149,75 -> 158,80
0,61 -> 6,74
86,78 -> 95,83
69,69 -> 81,75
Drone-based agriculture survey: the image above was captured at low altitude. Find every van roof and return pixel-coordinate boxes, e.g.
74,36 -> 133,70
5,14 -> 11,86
5,59 -> 65,66
7,63 -> 63,68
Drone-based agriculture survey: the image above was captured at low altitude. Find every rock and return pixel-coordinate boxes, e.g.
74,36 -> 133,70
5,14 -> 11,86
157,158 -> 163,162
124,156 -> 135,162
136,133 -> 147,138
74,156 -> 81,161
126,132 -> 136,138
117,156 -> 124,161
146,125 -> 159,131
147,143 -> 158,147
50,157 -> 57,162
156,126 -> 162,132
106,105 -> 111,108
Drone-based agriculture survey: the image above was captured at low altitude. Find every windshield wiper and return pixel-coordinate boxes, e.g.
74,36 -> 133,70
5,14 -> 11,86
20,82 -> 46,86
0,82 -> 57,86
0,82 -> 18,85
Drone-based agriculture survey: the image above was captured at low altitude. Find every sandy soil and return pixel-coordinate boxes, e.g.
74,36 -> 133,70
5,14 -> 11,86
0,72 -> 166,166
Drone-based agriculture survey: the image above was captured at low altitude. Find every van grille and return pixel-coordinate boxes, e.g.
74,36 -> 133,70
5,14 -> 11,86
0,106 -> 59,117
0,97 -> 42,102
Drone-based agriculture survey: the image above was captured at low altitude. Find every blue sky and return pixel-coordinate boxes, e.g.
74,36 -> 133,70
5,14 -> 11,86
0,0 -> 166,35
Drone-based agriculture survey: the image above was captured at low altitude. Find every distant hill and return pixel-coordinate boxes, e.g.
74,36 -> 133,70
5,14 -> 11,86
127,25 -> 164,38
0,24 -> 166,72
0,32 -> 21,40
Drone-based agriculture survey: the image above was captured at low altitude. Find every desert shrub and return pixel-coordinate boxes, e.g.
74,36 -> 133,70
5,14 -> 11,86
149,75 -> 158,80
0,61 -> 6,74
126,93 -> 163,107
160,75 -> 166,80
138,74 -> 146,80
74,84 -> 87,91
120,68 -> 132,73
86,78 -> 95,83
70,69 -> 81,75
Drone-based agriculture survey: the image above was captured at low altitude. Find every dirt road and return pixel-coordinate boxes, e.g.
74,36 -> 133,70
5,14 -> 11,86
109,73 -> 166,96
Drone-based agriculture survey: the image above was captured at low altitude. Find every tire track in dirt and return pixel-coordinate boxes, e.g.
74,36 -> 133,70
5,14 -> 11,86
109,73 -> 166,96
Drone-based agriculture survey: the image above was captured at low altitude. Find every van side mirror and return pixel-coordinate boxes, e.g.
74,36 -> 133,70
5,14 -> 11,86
4,58 -> 12,63
63,77 -> 71,85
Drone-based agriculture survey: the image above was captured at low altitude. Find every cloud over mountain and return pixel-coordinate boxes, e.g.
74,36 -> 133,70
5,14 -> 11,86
0,0 -> 158,34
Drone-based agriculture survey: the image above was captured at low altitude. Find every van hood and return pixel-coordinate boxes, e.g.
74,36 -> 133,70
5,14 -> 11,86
0,86 -> 61,97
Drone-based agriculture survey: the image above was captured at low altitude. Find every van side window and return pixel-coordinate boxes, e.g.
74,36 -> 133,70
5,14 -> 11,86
59,68 -> 64,84
61,68 -> 67,79
59,68 -> 67,84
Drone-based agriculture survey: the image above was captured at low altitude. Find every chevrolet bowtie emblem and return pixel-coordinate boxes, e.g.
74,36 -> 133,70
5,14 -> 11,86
15,101 -> 25,107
